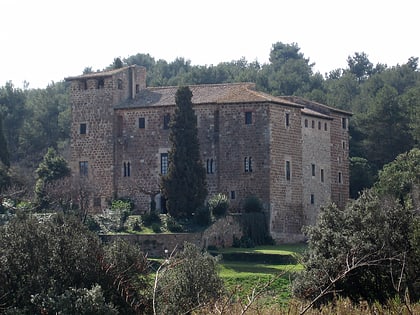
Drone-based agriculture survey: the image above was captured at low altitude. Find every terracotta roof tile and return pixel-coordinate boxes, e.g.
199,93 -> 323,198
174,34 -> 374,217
116,83 -> 303,109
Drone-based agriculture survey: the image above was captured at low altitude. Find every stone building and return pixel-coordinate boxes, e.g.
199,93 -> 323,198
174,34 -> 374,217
66,65 -> 351,242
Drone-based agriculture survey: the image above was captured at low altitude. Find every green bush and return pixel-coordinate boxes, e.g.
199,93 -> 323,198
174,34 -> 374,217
132,219 -> 142,232
151,222 -> 161,233
156,242 -> 224,314
208,193 -> 229,217
85,215 -> 100,232
166,216 -> 183,232
142,211 -> 161,226
242,195 -> 263,213
194,205 -> 211,226
111,199 -> 133,212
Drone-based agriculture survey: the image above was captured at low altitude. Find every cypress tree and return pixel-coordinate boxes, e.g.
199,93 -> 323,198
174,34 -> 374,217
161,86 -> 207,218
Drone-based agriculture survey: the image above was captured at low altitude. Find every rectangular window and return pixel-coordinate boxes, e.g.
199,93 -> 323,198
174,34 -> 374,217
318,121 -> 321,130
324,122 -> 328,131
311,120 -> 315,128
311,164 -> 316,176
161,153 -> 168,175
338,172 -> 342,184
116,115 -> 123,137
342,117 -> 347,129
310,194 -> 315,204
286,160 -> 291,181
163,114 -> 170,130
245,111 -> 252,125
214,110 -> 219,132
244,157 -> 252,172
321,168 -> 324,183
304,119 -> 308,127
139,117 -> 145,129
206,158 -> 215,174
342,141 -> 346,150
80,123 -> 87,135
285,113 -> 290,127
230,191 -> 236,200
123,162 -> 131,177
79,161 -> 88,177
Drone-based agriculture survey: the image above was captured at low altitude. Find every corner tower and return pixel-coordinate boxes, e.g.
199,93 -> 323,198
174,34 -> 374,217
66,66 -> 146,210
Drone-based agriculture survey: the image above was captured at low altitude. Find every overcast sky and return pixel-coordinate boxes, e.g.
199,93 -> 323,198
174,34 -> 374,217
1,0 -> 419,89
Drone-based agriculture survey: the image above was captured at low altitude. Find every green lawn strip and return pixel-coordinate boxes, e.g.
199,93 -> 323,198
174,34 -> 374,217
213,244 -> 307,256
218,261 -> 301,306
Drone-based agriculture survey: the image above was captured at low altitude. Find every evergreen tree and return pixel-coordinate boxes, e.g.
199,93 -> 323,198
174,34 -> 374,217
0,113 -> 10,190
161,86 -> 207,218
35,147 -> 71,209
0,113 -> 9,167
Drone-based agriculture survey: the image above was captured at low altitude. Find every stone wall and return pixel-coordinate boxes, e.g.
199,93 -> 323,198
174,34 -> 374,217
69,66 -> 147,211
301,114 -> 332,226
329,112 -> 350,209
100,215 -> 243,257
269,104 -> 304,242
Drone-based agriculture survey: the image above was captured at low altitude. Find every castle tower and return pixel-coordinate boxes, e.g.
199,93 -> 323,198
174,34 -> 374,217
66,66 -> 146,210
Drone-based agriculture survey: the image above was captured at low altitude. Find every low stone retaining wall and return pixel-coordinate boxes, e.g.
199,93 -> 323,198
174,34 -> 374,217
100,215 -> 243,257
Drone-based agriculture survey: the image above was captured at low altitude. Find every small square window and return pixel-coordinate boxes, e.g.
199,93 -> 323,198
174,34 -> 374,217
80,123 -> 87,135
245,111 -> 252,124
139,117 -> 145,129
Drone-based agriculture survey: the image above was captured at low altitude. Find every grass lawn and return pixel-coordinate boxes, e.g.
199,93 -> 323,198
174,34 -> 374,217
216,244 -> 306,306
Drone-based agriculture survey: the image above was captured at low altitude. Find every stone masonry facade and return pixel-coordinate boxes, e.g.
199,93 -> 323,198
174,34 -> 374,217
66,65 -> 351,242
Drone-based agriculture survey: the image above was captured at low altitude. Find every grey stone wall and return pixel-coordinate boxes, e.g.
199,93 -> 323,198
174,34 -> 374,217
301,114 -> 332,227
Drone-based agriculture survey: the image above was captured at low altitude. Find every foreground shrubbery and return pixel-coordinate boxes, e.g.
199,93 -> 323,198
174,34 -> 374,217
293,149 -> 420,308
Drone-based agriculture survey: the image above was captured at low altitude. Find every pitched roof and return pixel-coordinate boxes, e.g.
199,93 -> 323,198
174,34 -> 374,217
65,66 -> 133,81
116,83 -> 303,109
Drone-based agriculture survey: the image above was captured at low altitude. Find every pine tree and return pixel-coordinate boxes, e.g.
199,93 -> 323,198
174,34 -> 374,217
161,86 -> 207,218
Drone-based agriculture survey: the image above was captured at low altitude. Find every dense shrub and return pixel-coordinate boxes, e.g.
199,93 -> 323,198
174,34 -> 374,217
242,195 -> 263,213
208,193 -> 229,216
156,242 -> 224,314
194,205 -> 212,226
131,219 -> 142,232
166,216 -> 183,232
151,222 -> 161,233
85,215 -> 101,232
142,211 -> 161,226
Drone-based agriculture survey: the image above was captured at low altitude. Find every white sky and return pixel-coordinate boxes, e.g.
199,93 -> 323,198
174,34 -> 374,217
1,0 -> 419,89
